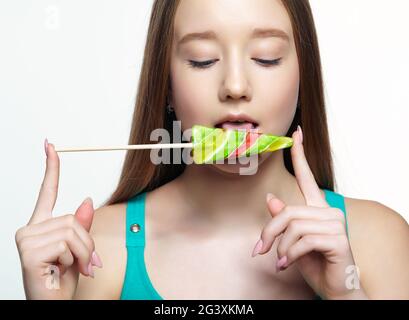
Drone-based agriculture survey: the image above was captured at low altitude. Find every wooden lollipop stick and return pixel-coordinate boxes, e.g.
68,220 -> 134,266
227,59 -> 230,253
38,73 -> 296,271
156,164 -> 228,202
54,142 -> 194,153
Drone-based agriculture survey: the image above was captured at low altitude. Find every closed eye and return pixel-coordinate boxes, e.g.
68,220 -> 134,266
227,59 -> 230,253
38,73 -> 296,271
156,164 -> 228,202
252,58 -> 282,66
187,57 -> 282,69
187,59 -> 218,69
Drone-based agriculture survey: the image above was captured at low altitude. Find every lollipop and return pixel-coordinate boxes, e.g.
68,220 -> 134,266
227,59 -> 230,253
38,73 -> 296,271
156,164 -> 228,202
191,125 -> 293,164
55,124 -> 293,164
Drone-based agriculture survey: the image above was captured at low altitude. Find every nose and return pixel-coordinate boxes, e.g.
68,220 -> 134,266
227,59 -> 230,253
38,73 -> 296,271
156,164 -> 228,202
219,56 -> 252,102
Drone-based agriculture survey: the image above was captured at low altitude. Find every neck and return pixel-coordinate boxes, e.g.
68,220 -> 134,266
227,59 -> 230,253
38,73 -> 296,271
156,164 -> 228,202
175,151 -> 302,226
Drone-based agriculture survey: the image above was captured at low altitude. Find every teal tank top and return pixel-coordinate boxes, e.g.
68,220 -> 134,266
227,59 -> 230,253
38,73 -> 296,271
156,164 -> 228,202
120,189 -> 349,300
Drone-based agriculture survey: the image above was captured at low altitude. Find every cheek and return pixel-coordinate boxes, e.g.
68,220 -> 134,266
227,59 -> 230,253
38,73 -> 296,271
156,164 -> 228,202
170,61 -> 215,131
257,55 -> 300,134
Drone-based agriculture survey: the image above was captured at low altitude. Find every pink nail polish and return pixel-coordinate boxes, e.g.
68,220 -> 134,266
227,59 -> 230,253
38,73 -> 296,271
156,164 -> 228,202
297,125 -> 303,144
251,239 -> 263,257
82,197 -> 93,206
91,251 -> 103,268
276,256 -> 288,271
44,138 -> 49,156
87,262 -> 94,278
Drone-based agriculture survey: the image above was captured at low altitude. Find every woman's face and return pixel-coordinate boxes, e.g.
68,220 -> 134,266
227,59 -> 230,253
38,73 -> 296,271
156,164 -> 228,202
170,0 -> 299,173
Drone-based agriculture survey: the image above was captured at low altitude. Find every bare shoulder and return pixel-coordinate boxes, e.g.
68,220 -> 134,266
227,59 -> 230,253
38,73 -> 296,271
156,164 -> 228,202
344,197 -> 409,242
344,196 -> 409,299
74,202 -> 127,300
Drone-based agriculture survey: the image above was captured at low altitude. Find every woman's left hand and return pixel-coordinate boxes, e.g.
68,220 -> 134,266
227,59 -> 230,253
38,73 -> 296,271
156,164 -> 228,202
252,126 -> 368,300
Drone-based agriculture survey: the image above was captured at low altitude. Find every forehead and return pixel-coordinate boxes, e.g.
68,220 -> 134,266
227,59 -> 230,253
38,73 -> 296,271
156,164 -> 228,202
174,0 -> 293,43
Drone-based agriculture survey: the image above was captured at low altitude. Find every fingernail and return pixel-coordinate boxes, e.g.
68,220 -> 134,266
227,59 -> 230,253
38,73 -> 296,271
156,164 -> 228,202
82,197 -> 93,206
91,251 -> 103,268
297,125 -> 303,144
251,239 -> 263,257
44,138 -> 49,157
266,193 -> 274,203
87,262 -> 94,278
276,256 -> 288,272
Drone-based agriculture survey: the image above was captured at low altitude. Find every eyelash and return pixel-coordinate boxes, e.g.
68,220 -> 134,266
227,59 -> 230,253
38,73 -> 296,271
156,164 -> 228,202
187,59 -> 218,69
187,58 -> 282,69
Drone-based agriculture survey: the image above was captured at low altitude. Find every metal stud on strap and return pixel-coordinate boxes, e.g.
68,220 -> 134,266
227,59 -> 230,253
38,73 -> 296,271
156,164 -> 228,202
130,223 -> 141,233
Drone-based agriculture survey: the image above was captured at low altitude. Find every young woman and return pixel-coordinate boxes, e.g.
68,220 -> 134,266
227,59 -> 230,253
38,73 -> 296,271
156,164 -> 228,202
16,0 -> 409,300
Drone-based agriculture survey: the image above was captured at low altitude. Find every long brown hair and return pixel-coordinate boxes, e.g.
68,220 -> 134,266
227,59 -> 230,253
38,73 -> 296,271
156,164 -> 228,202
104,0 -> 335,206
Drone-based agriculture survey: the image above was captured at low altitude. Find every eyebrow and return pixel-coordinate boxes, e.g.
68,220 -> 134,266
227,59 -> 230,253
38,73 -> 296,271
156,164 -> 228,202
177,27 -> 290,46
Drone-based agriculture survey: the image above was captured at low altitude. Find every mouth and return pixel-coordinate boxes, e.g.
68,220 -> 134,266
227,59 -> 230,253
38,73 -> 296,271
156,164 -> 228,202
215,114 -> 259,131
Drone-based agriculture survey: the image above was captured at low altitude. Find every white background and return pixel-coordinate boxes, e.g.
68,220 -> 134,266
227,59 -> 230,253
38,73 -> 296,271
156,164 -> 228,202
1,0 -> 408,299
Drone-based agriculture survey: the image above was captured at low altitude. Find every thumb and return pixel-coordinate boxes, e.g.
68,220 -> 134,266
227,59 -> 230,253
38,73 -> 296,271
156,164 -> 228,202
266,193 -> 286,217
74,197 -> 94,232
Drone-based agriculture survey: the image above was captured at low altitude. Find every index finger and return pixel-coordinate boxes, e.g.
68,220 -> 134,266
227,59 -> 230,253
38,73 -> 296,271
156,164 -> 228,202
290,126 -> 328,207
29,140 -> 60,225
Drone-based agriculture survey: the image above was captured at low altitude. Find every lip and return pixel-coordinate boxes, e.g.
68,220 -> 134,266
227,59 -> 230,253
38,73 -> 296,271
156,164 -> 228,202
215,113 -> 259,130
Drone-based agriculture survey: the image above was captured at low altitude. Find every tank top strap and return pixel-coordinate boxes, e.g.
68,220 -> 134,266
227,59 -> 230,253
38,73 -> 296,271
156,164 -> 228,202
323,189 -> 350,238
125,192 -> 147,247
121,191 -> 163,300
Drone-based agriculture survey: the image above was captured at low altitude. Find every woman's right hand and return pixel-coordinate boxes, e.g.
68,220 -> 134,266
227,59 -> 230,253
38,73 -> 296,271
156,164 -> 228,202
15,139 -> 103,300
